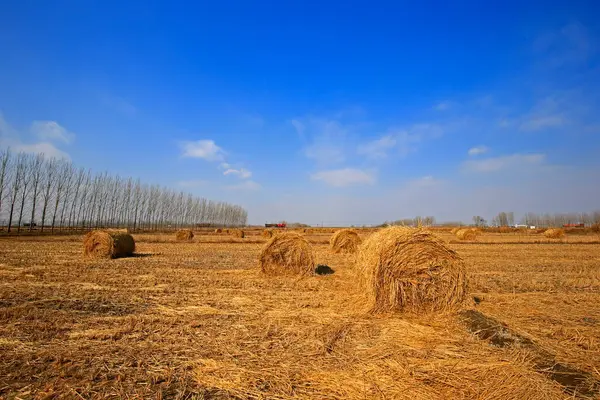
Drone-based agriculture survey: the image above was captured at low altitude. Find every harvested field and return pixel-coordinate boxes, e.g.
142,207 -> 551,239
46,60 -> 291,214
1,229 -> 599,399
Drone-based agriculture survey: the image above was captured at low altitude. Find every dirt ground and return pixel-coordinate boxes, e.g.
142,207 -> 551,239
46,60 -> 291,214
1,229 -> 599,399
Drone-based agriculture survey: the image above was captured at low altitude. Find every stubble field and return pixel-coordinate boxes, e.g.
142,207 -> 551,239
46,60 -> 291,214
1,229 -> 599,399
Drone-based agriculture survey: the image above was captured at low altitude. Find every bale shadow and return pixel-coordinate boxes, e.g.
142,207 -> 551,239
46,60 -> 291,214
460,309 -> 600,398
315,264 -> 335,275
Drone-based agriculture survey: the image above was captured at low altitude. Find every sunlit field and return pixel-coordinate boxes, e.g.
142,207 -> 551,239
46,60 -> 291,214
1,228 -> 599,399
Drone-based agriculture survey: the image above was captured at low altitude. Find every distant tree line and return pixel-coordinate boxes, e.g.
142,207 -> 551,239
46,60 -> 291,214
0,148 -> 247,233
381,216 -> 437,227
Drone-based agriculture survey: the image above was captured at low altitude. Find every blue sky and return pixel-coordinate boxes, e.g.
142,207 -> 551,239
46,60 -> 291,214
1,1 -> 599,225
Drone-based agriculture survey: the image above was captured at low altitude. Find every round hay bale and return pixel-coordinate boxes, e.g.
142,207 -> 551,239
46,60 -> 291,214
544,228 -> 565,239
330,229 -> 362,254
262,229 -> 275,239
231,229 -> 245,238
498,226 -> 512,234
591,223 -> 600,234
175,229 -> 194,241
83,230 -> 135,259
450,227 -> 461,235
455,228 -> 478,241
259,231 -> 315,275
356,227 -> 467,313
214,228 -> 223,234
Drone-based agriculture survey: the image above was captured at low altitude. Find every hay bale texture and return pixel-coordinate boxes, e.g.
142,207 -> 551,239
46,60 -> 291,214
259,231 -> 315,275
175,229 -> 194,241
214,228 -> 223,234
544,228 -> 565,239
455,228 -> 478,241
84,230 -> 135,259
330,229 -> 362,254
450,227 -> 461,235
231,229 -> 245,238
262,229 -> 275,239
357,227 -> 467,313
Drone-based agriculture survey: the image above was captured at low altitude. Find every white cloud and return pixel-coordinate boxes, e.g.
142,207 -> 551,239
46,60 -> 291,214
15,142 -> 70,160
357,135 -> 397,159
224,180 -> 261,191
311,168 -> 375,187
468,146 -> 489,156
463,153 -> 545,173
180,140 -> 225,161
223,168 -> 252,179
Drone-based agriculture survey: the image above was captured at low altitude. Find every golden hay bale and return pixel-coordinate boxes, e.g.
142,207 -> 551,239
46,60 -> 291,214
544,228 -> 565,239
455,228 -> 478,241
357,227 -> 467,313
83,230 -> 135,259
591,223 -> 600,233
262,229 -> 275,238
175,229 -> 194,241
498,226 -> 512,234
259,231 -> 315,275
330,229 -> 362,254
303,228 -> 311,234
231,229 -> 245,238
214,228 -> 223,234
450,227 -> 461,235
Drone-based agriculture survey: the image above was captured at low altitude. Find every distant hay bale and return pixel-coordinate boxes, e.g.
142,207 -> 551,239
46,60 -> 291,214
303,228 -> 311,234
591,223 -> 600,234
544,228 -> 565,239
214,228 -> 223,234
83,230 -> 135,259
455,228 -> 478,241
498,226 -> 512,234
175,229 -> 194,241
450,227 -> 461,235
262,229 -> 275,238
231,229 -> 245,238
259,231 -> 315,275
357,227 -> 467,313
330,229 -> 362,254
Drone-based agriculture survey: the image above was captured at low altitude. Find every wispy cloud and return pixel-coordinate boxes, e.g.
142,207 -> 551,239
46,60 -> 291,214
434,101 -> 451,111
311,168 -> 375,187
180,139 -> 225,161
463,153 -> 545,173
533,21 -> 595,67
223,168 -> 252,179
101,95 -> 137,117
30,121 -> 75,144
0,114 -> 72,160
357,135 -> 397,159
293,117 -> 349,164
468,145 -> 489,156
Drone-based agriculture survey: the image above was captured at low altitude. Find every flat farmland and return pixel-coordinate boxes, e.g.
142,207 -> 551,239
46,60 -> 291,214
1,230 -> 599,399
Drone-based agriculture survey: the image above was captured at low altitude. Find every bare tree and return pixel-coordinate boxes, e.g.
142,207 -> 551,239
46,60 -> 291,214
27,154 -> 44,232
0,148 -> 11,219
40,158 -> 59,232
7,153 -> 27,232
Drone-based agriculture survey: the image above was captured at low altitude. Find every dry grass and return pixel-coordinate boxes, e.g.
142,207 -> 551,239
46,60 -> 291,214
83,230 -> 135,259
1,229 -> 599,398
356,227 -> 468,313
175,229 -> 194,241
259,231 -> 315,276
329,229 -> 362,254
545,228 -> 566,239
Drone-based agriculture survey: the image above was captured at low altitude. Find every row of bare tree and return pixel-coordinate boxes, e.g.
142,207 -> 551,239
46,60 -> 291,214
0,148 -> 247,233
